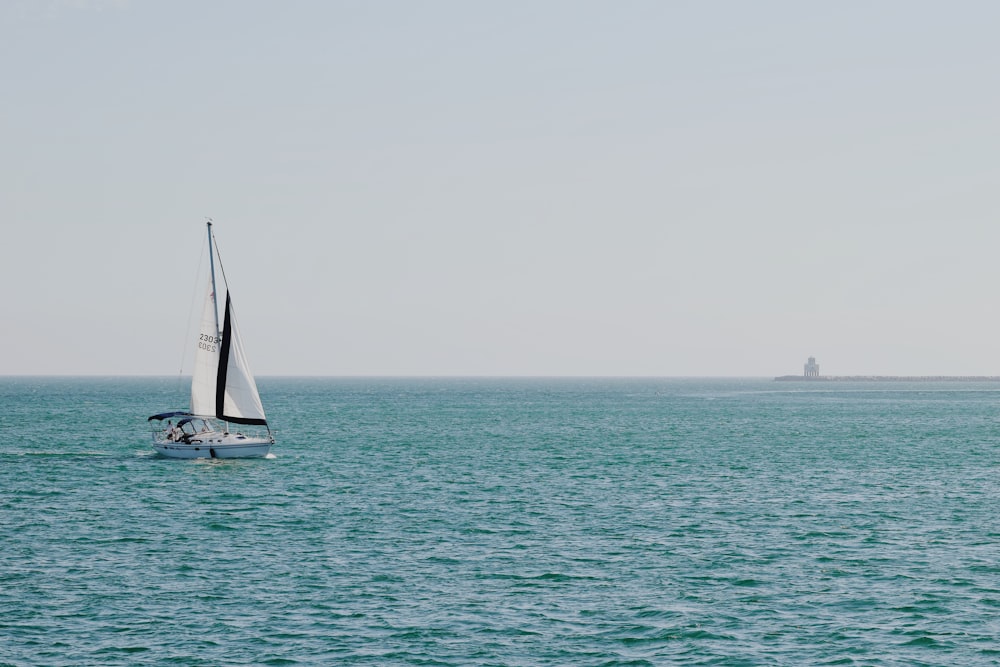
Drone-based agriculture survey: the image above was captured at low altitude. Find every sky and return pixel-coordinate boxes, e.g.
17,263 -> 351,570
2,0 -> 999,376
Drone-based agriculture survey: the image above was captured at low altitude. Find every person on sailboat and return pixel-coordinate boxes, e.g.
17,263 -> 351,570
164,421 -> 175,441
166,421 -> 183,442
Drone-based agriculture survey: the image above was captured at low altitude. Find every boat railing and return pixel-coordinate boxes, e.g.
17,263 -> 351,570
150,422 -> 272,443
219,424 -> 273,442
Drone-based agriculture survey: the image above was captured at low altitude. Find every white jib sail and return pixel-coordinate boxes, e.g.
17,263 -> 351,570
219,296 -> 267,423
190,283 -> 220,416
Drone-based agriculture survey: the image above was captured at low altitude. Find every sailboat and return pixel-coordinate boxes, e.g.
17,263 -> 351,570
148,221 -> 274,459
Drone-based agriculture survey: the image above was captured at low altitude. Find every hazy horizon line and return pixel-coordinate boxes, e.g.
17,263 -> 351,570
5,374 -> 1000,380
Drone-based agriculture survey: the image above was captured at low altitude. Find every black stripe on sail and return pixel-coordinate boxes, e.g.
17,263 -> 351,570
215,293 -> 269,427
215,292 -> 233,419
220,415 -> 268,426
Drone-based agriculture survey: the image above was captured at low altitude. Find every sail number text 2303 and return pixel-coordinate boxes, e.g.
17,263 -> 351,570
199,333 -> 222,353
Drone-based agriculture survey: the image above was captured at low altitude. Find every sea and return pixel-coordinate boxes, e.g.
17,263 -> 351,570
2,377 -> 1000,666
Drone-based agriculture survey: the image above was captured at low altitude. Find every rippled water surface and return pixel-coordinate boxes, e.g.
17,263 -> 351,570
3,377 -> 1000,666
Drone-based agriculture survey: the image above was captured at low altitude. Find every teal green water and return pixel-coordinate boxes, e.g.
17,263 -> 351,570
2,377 -> 1000,666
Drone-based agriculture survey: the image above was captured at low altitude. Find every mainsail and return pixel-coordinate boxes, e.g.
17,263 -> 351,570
191,283 -> 220,417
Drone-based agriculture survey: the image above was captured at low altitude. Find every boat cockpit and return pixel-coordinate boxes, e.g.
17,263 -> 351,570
148,412 -> 272,446
148,412 -> 219,443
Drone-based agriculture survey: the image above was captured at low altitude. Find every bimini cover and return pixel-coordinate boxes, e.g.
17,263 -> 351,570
148,411 -> 192,422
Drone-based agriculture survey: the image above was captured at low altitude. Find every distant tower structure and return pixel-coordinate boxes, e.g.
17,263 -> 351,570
804,356 -> 820,378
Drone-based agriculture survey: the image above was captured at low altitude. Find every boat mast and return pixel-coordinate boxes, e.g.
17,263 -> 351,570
206,219 -> 221,337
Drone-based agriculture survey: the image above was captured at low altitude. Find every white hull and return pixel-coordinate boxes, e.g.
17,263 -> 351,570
153,437 -> 272,459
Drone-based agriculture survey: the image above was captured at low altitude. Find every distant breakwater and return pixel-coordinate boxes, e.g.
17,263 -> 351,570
775,376 -> 1000,382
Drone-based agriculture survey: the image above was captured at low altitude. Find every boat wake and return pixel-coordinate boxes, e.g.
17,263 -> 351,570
0,450 -> 116,458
